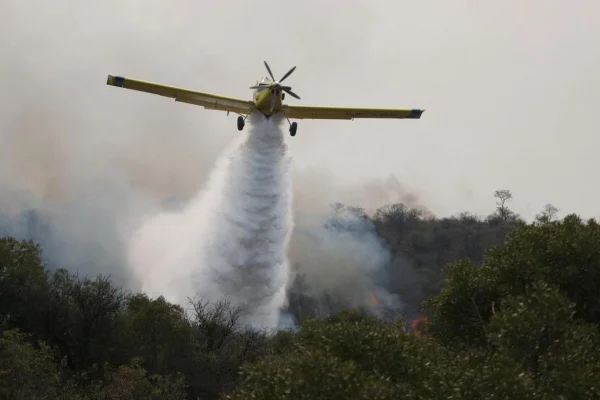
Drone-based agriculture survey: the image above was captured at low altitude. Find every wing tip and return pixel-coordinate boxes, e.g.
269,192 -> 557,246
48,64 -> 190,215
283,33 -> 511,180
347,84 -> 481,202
409,109 -> 425,119
106,75 -> 125,87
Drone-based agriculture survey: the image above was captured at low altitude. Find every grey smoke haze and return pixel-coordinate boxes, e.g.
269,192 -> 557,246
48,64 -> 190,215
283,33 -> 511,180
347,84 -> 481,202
1,1 -> 600,299
289,204 -> 402,313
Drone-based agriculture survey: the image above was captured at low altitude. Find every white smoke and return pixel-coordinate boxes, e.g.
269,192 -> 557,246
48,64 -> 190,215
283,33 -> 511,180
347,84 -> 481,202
127,112 -> 293,330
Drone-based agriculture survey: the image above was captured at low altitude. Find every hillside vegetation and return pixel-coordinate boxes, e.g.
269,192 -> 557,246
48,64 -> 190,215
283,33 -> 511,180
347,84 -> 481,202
2,190 -> 599,399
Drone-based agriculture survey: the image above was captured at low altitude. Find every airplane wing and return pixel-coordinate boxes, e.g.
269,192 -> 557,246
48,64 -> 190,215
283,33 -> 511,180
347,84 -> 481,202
106,75 -> 254,115
282,105 -> 424,120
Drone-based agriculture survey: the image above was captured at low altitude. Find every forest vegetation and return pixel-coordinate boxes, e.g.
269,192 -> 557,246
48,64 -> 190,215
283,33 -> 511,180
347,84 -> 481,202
2,190 -> 599,399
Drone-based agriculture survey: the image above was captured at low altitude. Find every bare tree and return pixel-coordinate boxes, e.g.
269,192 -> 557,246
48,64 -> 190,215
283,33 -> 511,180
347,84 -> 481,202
536,204 -> 559,223
494,190 -> 513,220
188,296 -> 243,351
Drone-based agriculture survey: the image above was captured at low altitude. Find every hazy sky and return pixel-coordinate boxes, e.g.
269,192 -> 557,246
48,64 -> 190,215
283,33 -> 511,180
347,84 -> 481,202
2,0 -> 600,221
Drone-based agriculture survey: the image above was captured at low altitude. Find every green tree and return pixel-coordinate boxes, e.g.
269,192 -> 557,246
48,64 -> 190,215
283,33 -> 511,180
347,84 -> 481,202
425,214 -> 600,345
225,309 -> 538,399
86,359 -> 187,400
0,237 -> 50,335
225,310 -> 429,399
42,270 -> 128,375
224,348 -> 395,400
486,281 -> 600,398
0,329 -> 78,400
119,294 -> 195,375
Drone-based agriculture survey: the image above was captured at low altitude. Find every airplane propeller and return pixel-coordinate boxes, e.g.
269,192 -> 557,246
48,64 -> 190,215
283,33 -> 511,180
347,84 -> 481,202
249,61 -> 301,112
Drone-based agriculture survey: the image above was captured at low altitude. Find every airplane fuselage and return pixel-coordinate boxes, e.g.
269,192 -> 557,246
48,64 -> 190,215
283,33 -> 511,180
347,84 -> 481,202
252,77 -> 284,117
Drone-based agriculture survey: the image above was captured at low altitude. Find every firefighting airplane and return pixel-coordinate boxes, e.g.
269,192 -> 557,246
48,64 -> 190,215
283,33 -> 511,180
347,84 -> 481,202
106,61 -> 424,137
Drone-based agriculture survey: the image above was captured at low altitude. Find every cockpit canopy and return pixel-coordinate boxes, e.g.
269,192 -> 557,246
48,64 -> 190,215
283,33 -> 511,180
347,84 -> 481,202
253,77 -> 273,93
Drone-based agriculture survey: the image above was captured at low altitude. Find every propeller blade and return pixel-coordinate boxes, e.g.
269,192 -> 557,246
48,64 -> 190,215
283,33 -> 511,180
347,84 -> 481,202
270,91 -> 277,112
249,85 -> 270,89
279,66 -> 296,83
264,61 -> 275,81
283,87 -> 301,99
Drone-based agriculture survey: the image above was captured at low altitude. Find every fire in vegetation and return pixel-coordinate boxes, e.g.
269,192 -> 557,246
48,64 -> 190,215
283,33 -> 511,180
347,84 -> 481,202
368,290 -> 427,336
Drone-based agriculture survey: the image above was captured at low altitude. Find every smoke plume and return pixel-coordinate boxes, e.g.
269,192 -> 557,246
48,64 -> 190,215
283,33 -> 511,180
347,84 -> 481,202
127,113 -> 293,330
286,203 -> 403,321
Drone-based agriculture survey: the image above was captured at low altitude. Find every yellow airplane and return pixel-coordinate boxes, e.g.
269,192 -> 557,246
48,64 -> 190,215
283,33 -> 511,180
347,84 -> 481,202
106,61 -> 424,137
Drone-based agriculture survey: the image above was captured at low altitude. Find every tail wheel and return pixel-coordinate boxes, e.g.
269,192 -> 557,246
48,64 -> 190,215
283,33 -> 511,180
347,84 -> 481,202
237,116 -> 245,131
289,121 -> 297,137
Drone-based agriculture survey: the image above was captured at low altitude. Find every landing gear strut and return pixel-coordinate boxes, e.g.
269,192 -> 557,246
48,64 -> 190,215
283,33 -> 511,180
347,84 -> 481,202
289,121 -> 297,137
237,116 -> 245,131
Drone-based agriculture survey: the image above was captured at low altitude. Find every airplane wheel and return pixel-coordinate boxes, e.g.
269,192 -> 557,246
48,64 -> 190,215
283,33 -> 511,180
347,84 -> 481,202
289,122 -> 297,137
237,116 -> 245,131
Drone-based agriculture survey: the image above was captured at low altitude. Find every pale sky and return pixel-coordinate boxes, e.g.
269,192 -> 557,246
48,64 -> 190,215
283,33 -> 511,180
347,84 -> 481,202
2,0 -> 600,221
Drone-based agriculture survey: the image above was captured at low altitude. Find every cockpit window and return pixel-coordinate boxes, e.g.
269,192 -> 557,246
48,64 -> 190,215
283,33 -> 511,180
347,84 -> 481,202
254,77 -> 271,91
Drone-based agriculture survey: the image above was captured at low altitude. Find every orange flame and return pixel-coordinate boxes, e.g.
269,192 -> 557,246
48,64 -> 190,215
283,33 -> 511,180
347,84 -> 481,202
369,291 -> 380,307
368,293 -> 428,338
408,313 -> 428,337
